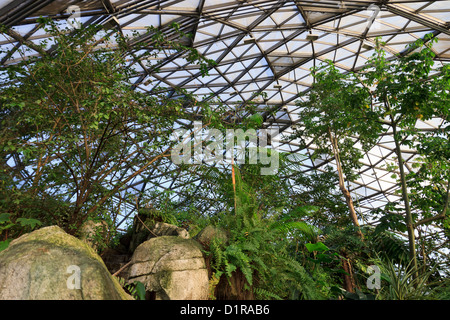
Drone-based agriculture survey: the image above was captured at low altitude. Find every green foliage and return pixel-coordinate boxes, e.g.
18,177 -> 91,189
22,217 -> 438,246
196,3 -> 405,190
0,18 -> 448,301
115,277 -> 146,300
374,258 -> 437,300
0,19 -> 220,236
296,60 -> 381,181
369,230 -> 409,264
138,189 -> 210,237
134,281 -> 147,301
295,34 -> 450,286
363,35 -> 450,127
305,242 -> 329,253
361,35 -> 450,272
374,212 -> 407,234
205,166 -> 326,300
0,239 -> 11,252
0,210 -> 42,243
271,205 -> 321,242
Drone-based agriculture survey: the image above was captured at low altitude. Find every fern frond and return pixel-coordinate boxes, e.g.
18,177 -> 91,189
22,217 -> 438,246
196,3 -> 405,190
209,236 -> 226,272
370,230 -> 409,263
239,240 -> 260,253
271,220 -> 320,241
225,262 -> 237,278
274,251 -> 325,300
251,255 -> 268,272
224,244 -> 253,285
254,287 -> 283,300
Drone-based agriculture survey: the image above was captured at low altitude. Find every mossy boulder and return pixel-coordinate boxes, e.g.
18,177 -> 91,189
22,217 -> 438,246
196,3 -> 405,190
152,222 -> 190,239
127,236 -> 209,300
194,225 -> 228,247
0,226 -> 132,300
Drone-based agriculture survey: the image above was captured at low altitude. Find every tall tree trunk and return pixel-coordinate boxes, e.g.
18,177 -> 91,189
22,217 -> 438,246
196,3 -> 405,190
391,123 -> 419,279
328,128 -> 362,294
328,128 -> 364,239
341,250 -> 356,293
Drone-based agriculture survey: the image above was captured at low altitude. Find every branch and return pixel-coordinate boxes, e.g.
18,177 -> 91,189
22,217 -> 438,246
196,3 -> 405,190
414,179 -> 450,228
112,261 -> 132,277
85,147 -> 172,217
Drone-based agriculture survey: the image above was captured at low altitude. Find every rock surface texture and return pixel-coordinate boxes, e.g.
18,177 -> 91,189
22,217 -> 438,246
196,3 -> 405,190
152,222 -> 190,239
79,220 -> 109,251
0,226 -> 131,300
127,235 -> 209,300
194,225 -> 228,247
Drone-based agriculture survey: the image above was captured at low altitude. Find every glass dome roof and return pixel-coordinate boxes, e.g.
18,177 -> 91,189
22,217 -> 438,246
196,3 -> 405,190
1,0 -> 449,229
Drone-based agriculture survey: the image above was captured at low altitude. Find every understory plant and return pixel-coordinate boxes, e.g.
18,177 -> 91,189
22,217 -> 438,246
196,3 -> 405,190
207,165 -> 327,300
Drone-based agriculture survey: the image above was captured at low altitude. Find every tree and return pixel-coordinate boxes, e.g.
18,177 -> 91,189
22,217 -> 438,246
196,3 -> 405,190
295,61 -> 381,238
360,35 -> 450,278
295,33 -> 450,285
0,19 -> 218,237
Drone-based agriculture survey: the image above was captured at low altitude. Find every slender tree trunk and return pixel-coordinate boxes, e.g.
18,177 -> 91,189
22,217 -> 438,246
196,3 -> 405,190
328,128 -> 362,294
341,250 -> 356,293
231,158 -> 237,213
391,122 -> 419,279
328,128 -> 363,239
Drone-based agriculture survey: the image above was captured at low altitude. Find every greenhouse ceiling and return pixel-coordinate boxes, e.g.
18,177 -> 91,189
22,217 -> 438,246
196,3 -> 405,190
0,0 -> 449,226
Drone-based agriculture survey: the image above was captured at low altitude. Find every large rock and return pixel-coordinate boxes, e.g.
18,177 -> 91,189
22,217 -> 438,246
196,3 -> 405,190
127,236 -> 208,300
128,219 -> 190,254
194,225 -> 228,247
79,220 -> 109,252
152,222 -> 190,239
0,226 -> 132,300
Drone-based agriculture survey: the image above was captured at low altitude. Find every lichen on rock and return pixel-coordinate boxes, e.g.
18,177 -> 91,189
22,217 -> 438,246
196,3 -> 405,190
0,226 -> 132,300
127,235 -> 209,300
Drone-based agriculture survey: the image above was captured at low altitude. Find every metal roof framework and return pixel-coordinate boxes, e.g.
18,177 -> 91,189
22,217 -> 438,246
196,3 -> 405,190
0,0 -> 449,229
